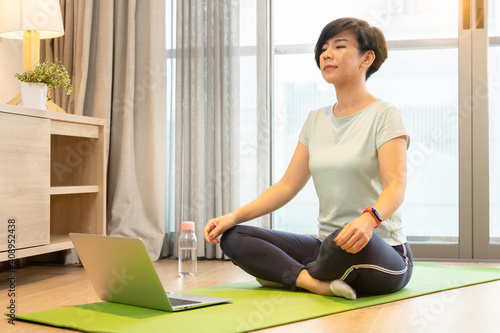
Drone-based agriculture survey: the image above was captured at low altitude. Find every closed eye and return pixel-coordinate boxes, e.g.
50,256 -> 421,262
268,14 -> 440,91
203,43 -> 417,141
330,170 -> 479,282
336,45 -> 346,49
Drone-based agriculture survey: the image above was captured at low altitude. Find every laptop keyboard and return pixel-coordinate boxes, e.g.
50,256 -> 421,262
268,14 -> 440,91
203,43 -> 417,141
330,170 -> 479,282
168,297 -> 202,307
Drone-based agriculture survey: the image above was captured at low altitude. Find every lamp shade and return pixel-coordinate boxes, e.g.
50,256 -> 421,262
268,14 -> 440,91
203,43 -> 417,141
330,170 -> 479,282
0,0 -> 64,39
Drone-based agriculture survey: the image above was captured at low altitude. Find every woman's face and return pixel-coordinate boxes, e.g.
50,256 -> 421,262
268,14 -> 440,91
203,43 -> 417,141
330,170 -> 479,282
319,29 -> 368,86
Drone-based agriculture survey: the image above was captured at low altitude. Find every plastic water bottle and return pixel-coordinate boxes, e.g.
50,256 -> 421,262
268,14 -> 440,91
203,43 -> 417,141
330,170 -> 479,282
178,221 -> 197,277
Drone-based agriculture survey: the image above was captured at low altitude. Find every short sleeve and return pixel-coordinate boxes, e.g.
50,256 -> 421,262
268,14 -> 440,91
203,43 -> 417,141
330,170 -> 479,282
376,106 -> 410,149
298,111 -> 312,147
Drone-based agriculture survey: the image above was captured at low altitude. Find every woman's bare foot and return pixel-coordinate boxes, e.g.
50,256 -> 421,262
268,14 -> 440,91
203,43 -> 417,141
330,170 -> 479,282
295,269 -> 335,296
295,269 -> 356,300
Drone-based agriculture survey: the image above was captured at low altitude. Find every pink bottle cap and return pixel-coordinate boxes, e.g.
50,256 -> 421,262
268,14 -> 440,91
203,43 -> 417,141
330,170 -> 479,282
181,221 -> 195,230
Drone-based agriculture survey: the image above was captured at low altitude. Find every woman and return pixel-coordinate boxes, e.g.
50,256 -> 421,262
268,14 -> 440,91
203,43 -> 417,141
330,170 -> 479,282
203,17 -> 413,300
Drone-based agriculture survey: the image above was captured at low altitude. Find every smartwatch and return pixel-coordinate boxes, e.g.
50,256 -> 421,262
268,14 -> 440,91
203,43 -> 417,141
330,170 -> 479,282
363,207 -> 382,228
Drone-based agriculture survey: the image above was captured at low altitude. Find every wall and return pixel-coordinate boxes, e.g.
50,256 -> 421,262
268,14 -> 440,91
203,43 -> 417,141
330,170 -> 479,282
0,37 -> 23,103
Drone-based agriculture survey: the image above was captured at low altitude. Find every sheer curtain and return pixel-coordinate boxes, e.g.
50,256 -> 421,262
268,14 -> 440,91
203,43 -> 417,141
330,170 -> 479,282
165,0 -> 270,259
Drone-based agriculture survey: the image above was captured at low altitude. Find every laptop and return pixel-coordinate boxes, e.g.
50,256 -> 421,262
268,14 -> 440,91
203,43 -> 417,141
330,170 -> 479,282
69,233 -> 232,311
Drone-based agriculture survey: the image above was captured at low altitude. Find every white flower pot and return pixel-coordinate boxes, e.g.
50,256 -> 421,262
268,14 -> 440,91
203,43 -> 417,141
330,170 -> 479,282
21,82 -> 48,110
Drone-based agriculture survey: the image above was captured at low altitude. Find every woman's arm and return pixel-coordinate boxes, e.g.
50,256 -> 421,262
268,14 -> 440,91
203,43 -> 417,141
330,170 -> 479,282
334,136 -> 408,253
204,141 -> 311,244
371,135 -> 408,221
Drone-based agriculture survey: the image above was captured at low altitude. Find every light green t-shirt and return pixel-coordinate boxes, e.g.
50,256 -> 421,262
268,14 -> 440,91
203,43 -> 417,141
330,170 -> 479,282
299,100 -> 410,246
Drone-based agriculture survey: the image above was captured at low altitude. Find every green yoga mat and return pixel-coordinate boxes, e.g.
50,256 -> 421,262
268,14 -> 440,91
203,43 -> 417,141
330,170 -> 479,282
14,263 -> 500,332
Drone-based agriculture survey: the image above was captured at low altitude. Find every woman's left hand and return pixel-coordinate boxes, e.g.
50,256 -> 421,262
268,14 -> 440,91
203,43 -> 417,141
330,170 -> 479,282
333,214 -> 378,254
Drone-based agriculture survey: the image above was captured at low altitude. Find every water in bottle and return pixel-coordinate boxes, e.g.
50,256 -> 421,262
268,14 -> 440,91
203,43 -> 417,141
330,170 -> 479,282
179,221 -> 197,277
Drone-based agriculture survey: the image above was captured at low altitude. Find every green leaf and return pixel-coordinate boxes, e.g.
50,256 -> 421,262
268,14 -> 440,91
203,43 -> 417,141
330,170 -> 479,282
14,57 -> 73,101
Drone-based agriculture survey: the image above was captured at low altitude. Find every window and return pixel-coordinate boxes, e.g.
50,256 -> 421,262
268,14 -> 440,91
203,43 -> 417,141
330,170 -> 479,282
167,0 -> 499,259
272,0 -> 460,244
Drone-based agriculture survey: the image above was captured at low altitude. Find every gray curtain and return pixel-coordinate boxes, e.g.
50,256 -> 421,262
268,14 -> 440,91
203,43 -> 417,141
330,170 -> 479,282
173,0 -> 240,259
42,0 -> 166,261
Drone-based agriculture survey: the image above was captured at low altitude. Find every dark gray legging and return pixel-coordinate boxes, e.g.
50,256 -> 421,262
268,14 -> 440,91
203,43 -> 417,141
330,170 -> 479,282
220,225 -> 413,296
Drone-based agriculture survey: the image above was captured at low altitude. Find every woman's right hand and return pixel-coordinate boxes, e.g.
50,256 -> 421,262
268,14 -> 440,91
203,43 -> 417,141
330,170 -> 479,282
203,213 -> 237,244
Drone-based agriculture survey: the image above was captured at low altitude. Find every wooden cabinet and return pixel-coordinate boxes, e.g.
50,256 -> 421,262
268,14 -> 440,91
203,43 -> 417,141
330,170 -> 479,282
0,104 -> 106,261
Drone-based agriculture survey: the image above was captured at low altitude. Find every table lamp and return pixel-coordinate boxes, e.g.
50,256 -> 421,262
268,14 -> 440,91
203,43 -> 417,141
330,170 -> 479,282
0,0 -> 65,112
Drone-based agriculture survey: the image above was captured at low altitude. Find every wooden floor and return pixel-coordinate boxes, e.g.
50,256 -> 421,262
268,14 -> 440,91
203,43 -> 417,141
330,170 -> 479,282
1,259 -> 500,333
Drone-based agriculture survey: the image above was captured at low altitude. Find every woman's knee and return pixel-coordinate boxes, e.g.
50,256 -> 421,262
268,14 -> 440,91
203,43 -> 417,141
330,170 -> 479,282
219,226 -> 237,256
220,225 -> 251,258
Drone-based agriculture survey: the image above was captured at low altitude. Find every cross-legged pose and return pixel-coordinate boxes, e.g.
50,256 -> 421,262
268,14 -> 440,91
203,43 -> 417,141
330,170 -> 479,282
204,17 -> 413,300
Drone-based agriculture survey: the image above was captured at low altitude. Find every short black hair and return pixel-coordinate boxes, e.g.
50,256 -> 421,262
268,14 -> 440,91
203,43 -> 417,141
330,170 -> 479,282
314,17 -> 388,80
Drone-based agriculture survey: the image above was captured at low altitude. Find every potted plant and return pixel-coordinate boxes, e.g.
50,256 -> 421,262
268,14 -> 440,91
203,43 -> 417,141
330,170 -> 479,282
15,57 -> 73,109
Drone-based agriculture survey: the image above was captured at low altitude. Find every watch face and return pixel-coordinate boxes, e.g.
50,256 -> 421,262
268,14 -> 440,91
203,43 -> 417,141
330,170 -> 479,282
372,208 -> 383,221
